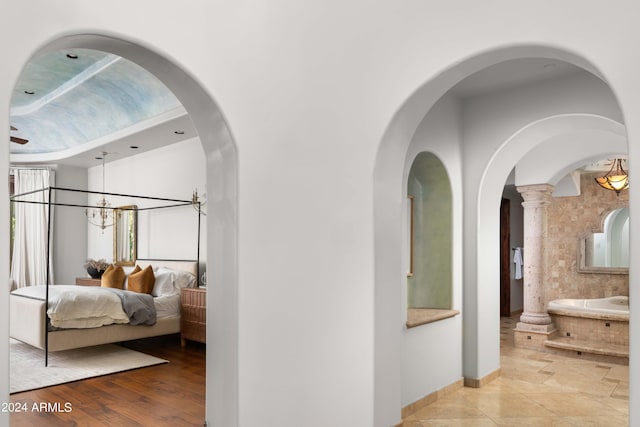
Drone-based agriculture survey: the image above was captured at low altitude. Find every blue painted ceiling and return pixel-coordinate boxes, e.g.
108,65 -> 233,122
10,48 -> 181,155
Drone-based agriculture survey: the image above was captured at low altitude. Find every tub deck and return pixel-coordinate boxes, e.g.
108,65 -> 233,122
544,306 -> 629,365
544,336 -> 629,362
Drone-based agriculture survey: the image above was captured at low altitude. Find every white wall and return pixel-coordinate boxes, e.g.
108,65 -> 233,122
3,3 -> 640,427
53,165 -> 88,284
516,124 -> 627,188
87,138 -> 206,264
401,94 -> 463,405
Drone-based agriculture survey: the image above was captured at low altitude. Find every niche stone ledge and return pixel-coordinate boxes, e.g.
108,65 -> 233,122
406,308 -> 460,329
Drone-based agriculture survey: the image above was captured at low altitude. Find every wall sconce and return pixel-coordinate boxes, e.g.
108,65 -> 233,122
595,158 -> 629,195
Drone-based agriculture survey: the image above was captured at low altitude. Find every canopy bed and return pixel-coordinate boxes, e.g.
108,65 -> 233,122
9,186 -> 203,366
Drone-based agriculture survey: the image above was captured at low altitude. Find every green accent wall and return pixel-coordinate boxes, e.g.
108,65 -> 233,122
407,152 -> 452,309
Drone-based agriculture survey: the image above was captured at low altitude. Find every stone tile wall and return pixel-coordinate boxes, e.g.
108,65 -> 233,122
544,173 -> 629,303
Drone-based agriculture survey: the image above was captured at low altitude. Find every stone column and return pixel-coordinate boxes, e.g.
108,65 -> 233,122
515,184 -> 554,336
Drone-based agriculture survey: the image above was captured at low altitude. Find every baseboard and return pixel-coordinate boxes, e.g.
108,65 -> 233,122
463,367 -> 501,388
510,309 -> 523,316
399,378 -> 464,420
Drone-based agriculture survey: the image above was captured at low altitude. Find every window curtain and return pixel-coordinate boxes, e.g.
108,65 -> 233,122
10,168 -> 55,289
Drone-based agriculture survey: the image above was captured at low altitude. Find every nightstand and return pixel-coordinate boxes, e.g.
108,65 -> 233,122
75,277 -> 101,286
181,287 -> 206,347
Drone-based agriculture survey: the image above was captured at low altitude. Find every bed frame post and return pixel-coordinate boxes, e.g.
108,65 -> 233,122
44,186 -> 53,367
197,201 -> 201,286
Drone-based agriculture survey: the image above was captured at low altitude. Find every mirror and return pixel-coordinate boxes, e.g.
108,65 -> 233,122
114,205 -> 137,266
578,207 -> 629,274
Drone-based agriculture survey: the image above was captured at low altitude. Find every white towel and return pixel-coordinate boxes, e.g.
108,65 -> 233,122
513,247 -> 523,280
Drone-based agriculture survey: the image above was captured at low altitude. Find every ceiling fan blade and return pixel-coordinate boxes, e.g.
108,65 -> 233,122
10,125 -> 17,131
10,136 -> 29,145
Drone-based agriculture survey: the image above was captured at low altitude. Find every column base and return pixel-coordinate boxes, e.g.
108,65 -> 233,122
519,312 -> 553,325
515,322 -> 555,333
513,322 -> 557,351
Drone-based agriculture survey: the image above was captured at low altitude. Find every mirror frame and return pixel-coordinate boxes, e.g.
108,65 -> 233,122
577,236 -> 628,274
577,207 -> 629,275
113,205 -> 137,266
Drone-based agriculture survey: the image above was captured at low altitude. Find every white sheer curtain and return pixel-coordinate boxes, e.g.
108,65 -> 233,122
10,168 -> 55,289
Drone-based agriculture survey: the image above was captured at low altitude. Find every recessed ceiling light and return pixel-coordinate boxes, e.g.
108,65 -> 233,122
174,130 -> 185,135
129,145 -> 139,149
24,90 -> 34,95
66,53 -> 78,59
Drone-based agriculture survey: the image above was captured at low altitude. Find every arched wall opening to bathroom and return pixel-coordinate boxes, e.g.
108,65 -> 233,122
373,45 -> 627,426
5,34 -> 239,426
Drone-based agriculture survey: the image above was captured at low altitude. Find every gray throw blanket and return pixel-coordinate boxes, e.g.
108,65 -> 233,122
105,288 -> 157,326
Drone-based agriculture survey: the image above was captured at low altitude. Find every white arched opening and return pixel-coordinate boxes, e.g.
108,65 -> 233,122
373,45 -> 625,426
478,112 -> 627,353
4,34 -> 239,426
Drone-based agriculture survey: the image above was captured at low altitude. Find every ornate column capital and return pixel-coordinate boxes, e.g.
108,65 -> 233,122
516,184 -> 554,206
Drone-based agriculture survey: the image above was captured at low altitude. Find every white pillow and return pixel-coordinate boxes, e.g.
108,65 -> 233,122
173,269 -> 197,289
152,268 -> 179,297
157,266 -> 196,289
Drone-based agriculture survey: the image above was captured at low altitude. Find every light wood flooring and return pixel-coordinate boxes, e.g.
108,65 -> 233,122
10,334 -> 205,426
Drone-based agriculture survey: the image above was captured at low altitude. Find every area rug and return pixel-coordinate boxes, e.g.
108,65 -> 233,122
10,339 -> 168,394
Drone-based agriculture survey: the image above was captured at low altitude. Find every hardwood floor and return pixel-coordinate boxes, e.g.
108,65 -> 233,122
10,334 -> 206,426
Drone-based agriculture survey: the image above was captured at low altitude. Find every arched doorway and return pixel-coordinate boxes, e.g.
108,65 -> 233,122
373,46 -> 625,426
6,34 -> 238,426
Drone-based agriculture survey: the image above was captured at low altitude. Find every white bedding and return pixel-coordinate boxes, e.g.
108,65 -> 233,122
11,284 -> 183,329
12,285 -> 130,328
154,293 -> 181,319
11,262 -> 195,331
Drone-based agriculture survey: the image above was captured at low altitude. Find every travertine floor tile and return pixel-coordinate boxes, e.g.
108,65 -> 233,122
605,365 -> 630,382
524,392 -> 626,417
557,415 -> 628,426
418,418 -> 498,426
598,396 -> 629,414
401,315 -> 630,427
463,392 -> 556,418
541,373 -> 618,397
492,417 -> 572,426
409,395 -> 486,420
611,380 -> 629,398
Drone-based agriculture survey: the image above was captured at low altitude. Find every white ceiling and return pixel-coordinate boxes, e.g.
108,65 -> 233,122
451,57 -> 582,99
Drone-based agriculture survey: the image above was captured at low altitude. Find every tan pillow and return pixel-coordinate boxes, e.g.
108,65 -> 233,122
128,265 -> 155,294
101,264 -> 125,289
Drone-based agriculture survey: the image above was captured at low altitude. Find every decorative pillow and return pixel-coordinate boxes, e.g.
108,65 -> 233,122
101,264 -> 125,289
128,265 -> 155,294
123,265 -> 141,290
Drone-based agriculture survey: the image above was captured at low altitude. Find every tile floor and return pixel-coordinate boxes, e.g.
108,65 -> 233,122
402,314 -> 629,426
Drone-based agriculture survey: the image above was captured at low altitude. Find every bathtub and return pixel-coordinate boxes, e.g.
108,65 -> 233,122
547,296 -> 629,321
